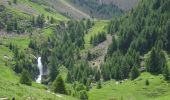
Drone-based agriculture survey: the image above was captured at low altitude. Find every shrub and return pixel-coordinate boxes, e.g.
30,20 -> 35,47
20,70 -> 32,86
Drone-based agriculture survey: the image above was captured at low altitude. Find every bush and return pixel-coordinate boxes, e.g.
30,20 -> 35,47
130,66 -> 140,80
79,90 -> 88,100
53,75 -> 67,94
145,79 -> 149,86
96,81 -> 102,89
20,70 -> 32,86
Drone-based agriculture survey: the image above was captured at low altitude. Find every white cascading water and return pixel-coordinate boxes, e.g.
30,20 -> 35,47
36,57 -> 43,83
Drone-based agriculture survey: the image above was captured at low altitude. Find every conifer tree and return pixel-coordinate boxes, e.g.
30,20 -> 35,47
163,65 -> 170,80
130,66 -> 140,80
53,75 -> 67,94
20,70 -> 32,86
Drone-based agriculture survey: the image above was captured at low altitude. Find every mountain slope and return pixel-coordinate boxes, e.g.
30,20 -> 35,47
68,0 -> 124,19
47,0 -> 90,19
0,0 -> 68,20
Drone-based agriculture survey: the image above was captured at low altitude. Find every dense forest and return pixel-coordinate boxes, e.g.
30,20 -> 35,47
105,0 -> 170,80
70,0 -> 123,19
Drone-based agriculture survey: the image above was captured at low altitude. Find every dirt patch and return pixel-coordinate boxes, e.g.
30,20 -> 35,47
89,34 -> 112,68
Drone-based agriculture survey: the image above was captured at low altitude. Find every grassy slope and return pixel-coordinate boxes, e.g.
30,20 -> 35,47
84,20 -> 109,50
89,72 -> 170,100
5,0 -> 68,21
0,36 -> 77,99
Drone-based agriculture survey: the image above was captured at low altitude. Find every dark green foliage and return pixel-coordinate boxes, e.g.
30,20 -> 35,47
8,1 -> 12,5
146,48 -> 166,74
20,70 -> 32,86
6,22 -> 13,32
105,0 -> 170,81
107,37 -> 117,56
70,0 -> 123,19
31,16 -> 35,26
10,44 -> 37,79
163,65 -> 170,80
96,81 -> 102,89
14,61 -> 23,74
49,55 -> 59,82
108,18 -> 119,34
153,0 -> 161,10
13,0 -> 17,4
90,32 -> 106,46
102,51 -> 130,81
165,20 -> 170,52
36,14 -> 45,28
29,39 -> 37,50
94,70 -> 101,82
40,20 -> 95,84
79,90 -> 88,100
50,17 -> 55,24
145,79 -> 149,86
53,75 -> 67,94
71,82 -> 88,98
0,8 -> 34,33
86,19 -> 93,29
130,66 -> 140,80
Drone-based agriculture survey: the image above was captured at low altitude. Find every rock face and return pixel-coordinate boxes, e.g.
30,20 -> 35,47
96,0 -> 139,11
112,0 -> 139,11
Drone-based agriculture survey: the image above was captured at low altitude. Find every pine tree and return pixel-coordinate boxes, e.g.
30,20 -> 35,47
20,70 -> 32,86
94,70 -> 101,81
53,75 -> 67,94
146,48 -> 162,74
49,58 -> 58,81
14,61 -> 22,73
86,19 -> 92,29
163,65 -> 170,80
130,66 -> 140,80
36,14 -> 45,28
107,37 -> 117,55
145,79 -> 149,86
50,17 -> 54,24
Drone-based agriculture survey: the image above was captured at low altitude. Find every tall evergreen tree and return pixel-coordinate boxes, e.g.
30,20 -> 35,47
53,75 -> 67,94
130,66 -> 140,80
163,65 -> 170,80
146,48 -> 163,74
20,70 -> 32,86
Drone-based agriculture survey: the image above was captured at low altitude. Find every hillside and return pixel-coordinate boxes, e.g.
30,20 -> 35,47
68,0 -> 123,19
47,0 -> 90,19
0,35 -> 76,100
0,0 -> 68,20
1,0 -> 170,100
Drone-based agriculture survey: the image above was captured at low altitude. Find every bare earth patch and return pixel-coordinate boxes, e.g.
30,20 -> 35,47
89,34 -> 112,68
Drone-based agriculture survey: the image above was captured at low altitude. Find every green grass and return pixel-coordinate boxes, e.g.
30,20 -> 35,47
42,26 -> 55,38
89,72 -> 170,100
1,35 -> 30,50
84,20 -> 109,49
16,0 -> 68,21
0,65 -> 76,100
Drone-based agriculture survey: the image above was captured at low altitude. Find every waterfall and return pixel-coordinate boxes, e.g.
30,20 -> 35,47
36,57 -> 43,83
